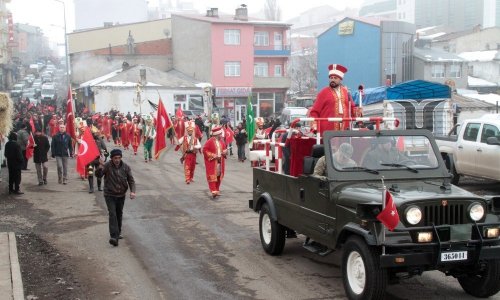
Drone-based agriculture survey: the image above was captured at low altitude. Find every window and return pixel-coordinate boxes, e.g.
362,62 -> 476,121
225,61 -> 240,76
463,123 -> 480,142
480,124 -> 500,143
431,64 -> 445,78
254,62 -> 268,77
468,65 -> 474,76
274,65 -> 282,77
254,32 -> 269,46
449,64 -> 461,78
224,29 -> 240,45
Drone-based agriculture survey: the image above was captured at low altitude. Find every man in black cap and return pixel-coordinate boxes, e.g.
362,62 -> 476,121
96,148 -> 136,247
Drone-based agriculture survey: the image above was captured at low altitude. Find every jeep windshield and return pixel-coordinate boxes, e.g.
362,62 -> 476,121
328,134 -> 439,172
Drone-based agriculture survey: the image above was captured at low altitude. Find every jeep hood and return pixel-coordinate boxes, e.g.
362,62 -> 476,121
336,180 -> 482,209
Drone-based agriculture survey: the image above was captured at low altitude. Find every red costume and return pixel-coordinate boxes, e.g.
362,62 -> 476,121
120,119 -> 130,149
130,120 -> 141,155
102,116 -> 112,142
309,64 -> 361,135
203,126 -> 227,197
49,116 -> 58,137
180,124 -> 201,184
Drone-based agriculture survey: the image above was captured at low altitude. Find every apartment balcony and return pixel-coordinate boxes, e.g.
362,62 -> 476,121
253,76 -> 291,89
254,45 -> 291,57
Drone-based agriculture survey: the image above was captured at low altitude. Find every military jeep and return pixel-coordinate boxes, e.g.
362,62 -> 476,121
249,129 -> 500,300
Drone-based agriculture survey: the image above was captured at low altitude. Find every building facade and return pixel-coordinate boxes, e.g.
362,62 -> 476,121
172,6 -> 291,124
67,19 -> 173,85
413,47 -> 468,88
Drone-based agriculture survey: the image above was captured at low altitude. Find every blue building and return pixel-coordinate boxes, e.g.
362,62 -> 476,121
317,17 -> 415,92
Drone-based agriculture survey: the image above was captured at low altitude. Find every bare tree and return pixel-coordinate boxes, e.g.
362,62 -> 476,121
264,0 -> 281,21
289,48 -> 318,95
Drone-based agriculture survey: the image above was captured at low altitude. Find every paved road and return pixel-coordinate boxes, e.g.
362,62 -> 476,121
110,146 -> 500,300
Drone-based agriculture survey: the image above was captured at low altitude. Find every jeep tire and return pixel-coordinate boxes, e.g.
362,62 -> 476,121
342,236 -> 387,300
458,260 -> 500,298
259,203 -> 286,255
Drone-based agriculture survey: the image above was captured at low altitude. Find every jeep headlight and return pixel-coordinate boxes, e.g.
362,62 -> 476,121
405,206 -> 422,225
469,203 -> 485,221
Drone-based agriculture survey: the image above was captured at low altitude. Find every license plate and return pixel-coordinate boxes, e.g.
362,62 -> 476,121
441,251 -> 467,262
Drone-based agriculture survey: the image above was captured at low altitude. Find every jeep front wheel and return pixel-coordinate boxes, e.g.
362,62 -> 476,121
259,203 -> 286,255
458,260 -> 500,298
342,236 -> 387,300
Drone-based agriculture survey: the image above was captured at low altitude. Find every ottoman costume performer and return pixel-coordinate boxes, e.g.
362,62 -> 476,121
142,116 -> 156,162
130,117 -> 142,155
112,116 -> 121,146
309,64 -> 362,135
120,117 -> 130,150
87,127 -> 108,193
178,121 -> 201,184
252,117 -> 267,150
202,126 -> 227,198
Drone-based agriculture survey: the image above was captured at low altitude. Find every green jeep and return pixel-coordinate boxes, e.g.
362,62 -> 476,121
249,129 -> 500,300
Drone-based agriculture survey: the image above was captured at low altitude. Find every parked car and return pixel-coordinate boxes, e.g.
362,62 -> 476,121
10,83 -> 25,99
435,114 -> 500,184
22,88 -> 39,105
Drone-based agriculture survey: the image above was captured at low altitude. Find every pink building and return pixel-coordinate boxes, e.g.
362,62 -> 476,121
172,6 -> 291,124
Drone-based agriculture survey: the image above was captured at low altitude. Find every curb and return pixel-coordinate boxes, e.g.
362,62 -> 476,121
9,232 -> 24,300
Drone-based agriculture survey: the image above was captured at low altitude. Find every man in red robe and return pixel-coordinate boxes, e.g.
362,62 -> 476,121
202,126 -> 227,198
309,64 -> 362,135
120,117 -> 130,150
49,114 -> 59,137
179,121 -> 201,184
130,117 -> 141,155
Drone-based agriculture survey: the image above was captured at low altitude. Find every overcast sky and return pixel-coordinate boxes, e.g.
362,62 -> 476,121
8,0 -> 363,43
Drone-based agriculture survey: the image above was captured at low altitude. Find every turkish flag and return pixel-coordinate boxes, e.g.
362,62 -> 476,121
25,133 -> 35,160
76,128 -> 100,176
376,190 -> 400,231
66,87 -> 76,140
154,98 -> 172,159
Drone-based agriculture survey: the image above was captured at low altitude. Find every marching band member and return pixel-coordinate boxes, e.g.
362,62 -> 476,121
178,121 -> 201,184
142,115 -> 156,162
203,126 -> 227,198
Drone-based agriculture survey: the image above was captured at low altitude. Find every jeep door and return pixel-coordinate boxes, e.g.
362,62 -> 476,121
284,176 -> 329,241
475,123 -> 500,180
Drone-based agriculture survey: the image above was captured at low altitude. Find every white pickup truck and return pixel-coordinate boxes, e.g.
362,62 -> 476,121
435,114 -> 500,184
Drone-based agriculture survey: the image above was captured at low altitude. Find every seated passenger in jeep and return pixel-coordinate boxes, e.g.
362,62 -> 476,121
313,143 -> 356,178
363,136 -> 409,169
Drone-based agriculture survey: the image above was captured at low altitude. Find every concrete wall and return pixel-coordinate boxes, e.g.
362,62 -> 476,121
68,19 -> 172,54
454,27 -> 500,53
318,19 -> 381,91
71,53 -> 172,85
469,61 -> 500,85
172,15 -> 212,82
413,58 -> 468,88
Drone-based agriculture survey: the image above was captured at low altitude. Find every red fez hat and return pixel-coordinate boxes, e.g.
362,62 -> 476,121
328,64 -> 348,79
211,126 -> 223,136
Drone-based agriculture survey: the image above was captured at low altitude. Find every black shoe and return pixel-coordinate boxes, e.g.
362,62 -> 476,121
38,182 -> 44,186
13,191 -> 24,195
89,188 -> 94,193
109,238 -> 118,247
43,180 -> 47,185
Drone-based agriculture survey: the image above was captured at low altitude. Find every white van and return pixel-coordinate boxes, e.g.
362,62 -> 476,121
279,107 -> 308,127
41,83 -> 57,103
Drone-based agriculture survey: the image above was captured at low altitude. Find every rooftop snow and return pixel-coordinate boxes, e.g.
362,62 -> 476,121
458,50 -> 498,62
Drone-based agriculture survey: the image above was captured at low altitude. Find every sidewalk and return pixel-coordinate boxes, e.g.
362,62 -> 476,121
0,232 -> 24,300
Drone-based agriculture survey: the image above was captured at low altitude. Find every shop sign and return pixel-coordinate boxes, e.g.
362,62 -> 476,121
216,87 -> 251,97
338,20 -> 354,35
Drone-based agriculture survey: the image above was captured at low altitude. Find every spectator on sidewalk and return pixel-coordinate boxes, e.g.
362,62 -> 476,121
33,128 -> 50,185
4,132 -> 24,195
51,124 -> 73,184
96,149 -> 136,247
16,123 -> 29,170
0,133 -> 6,182
234,123 -> 247,162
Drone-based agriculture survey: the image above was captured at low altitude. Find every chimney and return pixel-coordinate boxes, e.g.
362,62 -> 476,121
206,8 -> 218,17
235,4 -> 248,21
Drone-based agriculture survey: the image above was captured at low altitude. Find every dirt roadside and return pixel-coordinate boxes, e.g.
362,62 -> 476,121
0,157 -> 164,300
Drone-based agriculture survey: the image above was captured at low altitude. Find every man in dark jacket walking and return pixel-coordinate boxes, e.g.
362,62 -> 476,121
33,128 -> 50,185
96,149 -> 136,247
4,132 -> 24,194
16,123 -> 29,170
51,124 -> 73,184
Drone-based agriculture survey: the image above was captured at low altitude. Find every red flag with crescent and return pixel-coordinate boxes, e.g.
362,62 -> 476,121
154,98 -> 172,159
376,190 -> 400,231
66,87 -> 76,140
76,128 -> 100,176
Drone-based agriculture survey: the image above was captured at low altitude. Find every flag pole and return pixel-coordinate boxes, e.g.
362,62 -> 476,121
381,175 -> 386,255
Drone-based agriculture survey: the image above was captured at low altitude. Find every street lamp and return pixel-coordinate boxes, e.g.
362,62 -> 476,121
53,0 -> 70,89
